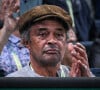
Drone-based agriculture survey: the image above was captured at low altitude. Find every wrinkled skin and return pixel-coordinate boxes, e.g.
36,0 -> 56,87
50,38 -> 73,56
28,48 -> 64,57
26,19 -> 67,76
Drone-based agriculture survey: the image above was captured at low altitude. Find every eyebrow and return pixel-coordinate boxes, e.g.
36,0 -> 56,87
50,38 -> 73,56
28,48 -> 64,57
38,27 -> 65,31
56,28 -> 65,32
38,28 -> 47,31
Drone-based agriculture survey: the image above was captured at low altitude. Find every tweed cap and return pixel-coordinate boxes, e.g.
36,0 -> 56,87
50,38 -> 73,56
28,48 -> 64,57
18,5 -> 72,34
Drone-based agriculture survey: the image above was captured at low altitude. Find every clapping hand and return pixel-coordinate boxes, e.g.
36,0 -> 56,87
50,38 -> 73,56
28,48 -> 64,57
68,43 -> 93,77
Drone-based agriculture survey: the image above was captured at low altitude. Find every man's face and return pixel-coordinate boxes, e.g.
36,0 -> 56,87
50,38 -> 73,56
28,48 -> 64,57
27,19 -> 67,67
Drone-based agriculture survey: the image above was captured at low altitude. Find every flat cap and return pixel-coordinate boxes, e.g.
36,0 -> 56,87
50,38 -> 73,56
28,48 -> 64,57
18,4 -> 72,34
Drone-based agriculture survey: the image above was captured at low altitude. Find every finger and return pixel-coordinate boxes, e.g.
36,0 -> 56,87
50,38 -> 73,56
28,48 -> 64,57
78,60 -> 90,75
73,44 -> 88,61
70,45 -> 89,67
67,42 -> 74,52
2,0 -> 8,11
76,42 -> 86,50
1,0 -> 11,15
10,0 -> 20,13
70,62 -> 81,77
71,51 -> 89,67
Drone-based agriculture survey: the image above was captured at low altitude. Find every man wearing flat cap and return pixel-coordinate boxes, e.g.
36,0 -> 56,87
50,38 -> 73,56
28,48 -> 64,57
6,5 -> 94,77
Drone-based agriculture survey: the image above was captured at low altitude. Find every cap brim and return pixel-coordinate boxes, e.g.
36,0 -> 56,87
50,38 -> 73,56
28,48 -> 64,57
32,14 -> 69,29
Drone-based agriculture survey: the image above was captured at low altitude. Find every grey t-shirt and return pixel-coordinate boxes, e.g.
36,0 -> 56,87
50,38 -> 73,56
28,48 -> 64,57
6,63 -> 70,77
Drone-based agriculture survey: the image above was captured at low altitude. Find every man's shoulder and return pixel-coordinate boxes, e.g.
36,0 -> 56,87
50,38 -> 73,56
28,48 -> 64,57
6,64 -> 43,77
6,64 -> 70,77
6,65 -> 31,77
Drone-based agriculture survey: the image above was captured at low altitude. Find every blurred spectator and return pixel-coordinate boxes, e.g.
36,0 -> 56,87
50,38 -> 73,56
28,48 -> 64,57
92,0 -> 100,20
0,0 -> 3,29
91,68 -> 100,77
62,43 -> 74,67
43,0 -> 77,40
84,0 -> 100,68
0,32 -> 30,76
72,0 -> 96,41
20,0 -> 42,15
85,0 -> 95,18
43,0 -> 97,41
89,34 -> 100,68
0,0 -> 30,76
62,28 -> 77,67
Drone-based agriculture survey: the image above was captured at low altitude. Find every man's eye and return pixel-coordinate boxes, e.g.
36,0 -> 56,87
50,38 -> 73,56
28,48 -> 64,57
55,33 -> 65,40
38,32 -> 47,37
56,33 -> 64,37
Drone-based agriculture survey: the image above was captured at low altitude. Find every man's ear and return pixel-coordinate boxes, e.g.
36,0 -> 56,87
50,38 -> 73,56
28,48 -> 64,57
21,39 -> 30,49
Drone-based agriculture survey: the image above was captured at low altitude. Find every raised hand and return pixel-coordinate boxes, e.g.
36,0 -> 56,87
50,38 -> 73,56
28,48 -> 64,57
68,43 -> 93,77
0,0 -> 20,32
0,0 -> 20,53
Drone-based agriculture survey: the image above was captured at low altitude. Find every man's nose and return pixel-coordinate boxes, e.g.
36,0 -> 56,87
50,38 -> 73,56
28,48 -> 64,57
47,35 -> 57,44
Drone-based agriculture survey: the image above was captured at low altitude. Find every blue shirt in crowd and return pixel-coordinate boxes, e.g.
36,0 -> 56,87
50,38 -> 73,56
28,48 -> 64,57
0,34 -> 30,76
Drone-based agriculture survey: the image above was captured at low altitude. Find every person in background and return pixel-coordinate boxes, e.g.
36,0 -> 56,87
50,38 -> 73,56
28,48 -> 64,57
6,5 -> 94,77
42,0 -> 77,42
42,0 -> 97,41
20,0 -> 42,16
72,0 -> 96,41
0,0 -> 30,76
92,0 -> 100,20
62,28 -> 77,67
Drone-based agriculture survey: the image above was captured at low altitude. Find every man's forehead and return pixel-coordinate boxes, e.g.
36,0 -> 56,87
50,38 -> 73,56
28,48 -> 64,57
31,19 -> 67,29
30,19 -> 66,31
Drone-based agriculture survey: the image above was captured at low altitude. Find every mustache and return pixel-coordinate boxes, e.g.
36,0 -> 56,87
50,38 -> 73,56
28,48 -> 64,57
42,45 -> 60,53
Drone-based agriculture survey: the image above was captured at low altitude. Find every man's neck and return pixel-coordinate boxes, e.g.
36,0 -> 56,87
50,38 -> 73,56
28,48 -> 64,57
30,60 -> 60,77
